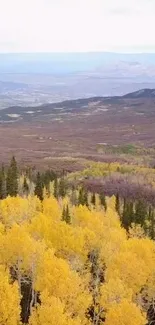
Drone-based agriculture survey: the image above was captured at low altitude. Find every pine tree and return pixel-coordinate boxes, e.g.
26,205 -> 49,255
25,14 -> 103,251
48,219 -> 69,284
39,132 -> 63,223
6,156 -> 18,197
99,192 -> 107,210
23,177 -> 29,196
134,200 -> 147,226
91,193 -> 96,206
122,199 -> 134,230
78,187 -> 88,206
42,170 -> 56,193
84,190 -> 89,207
78,188 -> 84,205
0,164 -> 6,199
34,172 -> 43,201
59,177 -> 66,198
148,206 -> 155,239
65,205 -> 71,224
53,178 -> 58,199
61,205 -> 71,224
115,193 -> 120,215
61,206 -> 66,222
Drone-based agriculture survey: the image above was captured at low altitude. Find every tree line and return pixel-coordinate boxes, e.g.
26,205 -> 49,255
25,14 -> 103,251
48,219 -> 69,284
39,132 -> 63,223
1,157 -> 155,238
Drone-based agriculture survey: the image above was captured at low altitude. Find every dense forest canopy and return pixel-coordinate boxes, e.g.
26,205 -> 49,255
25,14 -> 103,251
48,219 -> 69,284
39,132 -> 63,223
0,157 -> 155,324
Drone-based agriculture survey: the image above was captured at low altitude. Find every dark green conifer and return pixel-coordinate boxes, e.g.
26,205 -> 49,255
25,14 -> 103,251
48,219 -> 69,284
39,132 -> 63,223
0,164 -> 6,199
115,193 -> 120,215
65,205 -> 71,224
6,156 -> 18,197
61,205 -> 71,224
78,188 -> 84,205
34,172 -> 43,201
134,200 -> 147,226
23,177 -> 29,196
42,170 -> 56,193
62,206 -> 66,222
59,177 -> 66,198
84,190 -> 89,207
99,192 -> 107,210
91,193 -> 96,206
122,199 -> 134,230
78,187 -> 88,206
53,178 -> 58,199
148,206 -> 155,239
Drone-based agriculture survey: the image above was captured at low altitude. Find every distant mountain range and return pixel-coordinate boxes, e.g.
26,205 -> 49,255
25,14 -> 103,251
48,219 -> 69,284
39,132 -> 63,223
1,88 -> 155,123
0,53 -> 155,108
1,52 -> 155,75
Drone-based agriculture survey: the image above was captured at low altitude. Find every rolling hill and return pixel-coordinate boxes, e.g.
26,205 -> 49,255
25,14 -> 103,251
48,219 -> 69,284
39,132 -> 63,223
0,88 -> 155,122
0,88 -> 155,168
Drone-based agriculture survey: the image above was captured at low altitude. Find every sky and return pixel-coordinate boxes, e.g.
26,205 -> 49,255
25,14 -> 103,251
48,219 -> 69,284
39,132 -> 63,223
0,0 -> 155,53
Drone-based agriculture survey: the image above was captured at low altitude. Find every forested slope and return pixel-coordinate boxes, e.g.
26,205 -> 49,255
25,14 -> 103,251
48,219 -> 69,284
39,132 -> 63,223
0,194 -> 152,325
0,157 -> 154,324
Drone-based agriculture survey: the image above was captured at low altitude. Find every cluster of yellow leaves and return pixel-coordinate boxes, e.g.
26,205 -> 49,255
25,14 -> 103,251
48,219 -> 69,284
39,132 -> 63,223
104,300 -> 146,325
0,266 -> 20,325
0,195 -> 41,226
29,291 -> 83,325
0,194 -> 154,325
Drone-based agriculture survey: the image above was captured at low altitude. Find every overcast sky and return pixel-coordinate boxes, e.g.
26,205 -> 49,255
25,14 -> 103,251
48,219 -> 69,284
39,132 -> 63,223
0,0 -> 155,53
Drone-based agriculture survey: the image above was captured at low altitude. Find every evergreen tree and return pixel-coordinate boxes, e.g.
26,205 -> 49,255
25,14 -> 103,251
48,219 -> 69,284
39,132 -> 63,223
84,190 -> 89,207
99,192 -> 107,210
34,172 -> 43,201
42,170 -> 56,193
91,193 -> 96,206
78,187 -> 88,206
115,193 -> 120,215
59,177 -> 66,198
65,205 -> 71,224
148,206 -> 155,239
23,177 -> 29,196
61,205 -> 71,224
53,178 -> 58,199
122,199 -> 134,230
78,188 -> 84,205
6,156 -> 18,197
0,164 -> 6,199
61,206 -> 66,222
134,200 -> 147,226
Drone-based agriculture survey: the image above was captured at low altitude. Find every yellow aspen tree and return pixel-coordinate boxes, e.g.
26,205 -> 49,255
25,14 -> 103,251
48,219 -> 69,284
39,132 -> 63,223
0,224 -> 36,293
29,212 -> 90,261
29,291 -> 83,325
100,278 -> 133,310
42,196 -> 61,221
34,249 -> 91,321
0,266 -> 21,325
0,195 -> 41,226
104,300 -> 146,325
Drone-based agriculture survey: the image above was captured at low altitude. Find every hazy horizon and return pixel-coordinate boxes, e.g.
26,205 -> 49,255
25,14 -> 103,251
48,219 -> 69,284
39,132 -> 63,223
1,0 -> 155,53
2,51 -> 155,54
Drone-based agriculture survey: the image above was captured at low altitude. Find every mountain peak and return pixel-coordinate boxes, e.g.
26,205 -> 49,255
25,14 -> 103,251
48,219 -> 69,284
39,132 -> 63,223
123,88 -> 155,99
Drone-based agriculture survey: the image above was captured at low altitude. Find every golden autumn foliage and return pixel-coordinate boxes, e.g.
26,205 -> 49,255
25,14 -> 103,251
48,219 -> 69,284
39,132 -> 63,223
104,300 -> 146,325
0,194 -> 154,324
0,266 -> 21,325
29,291 -> 83,325
0,195 -> 41,226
